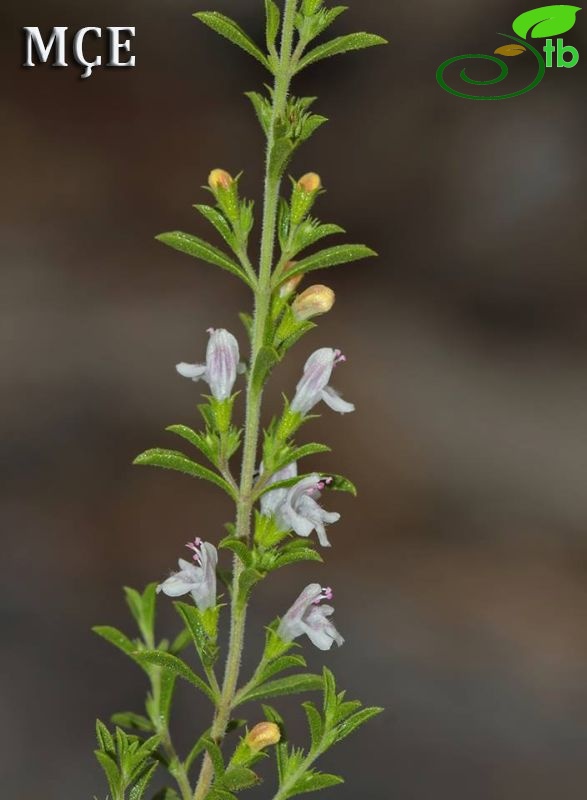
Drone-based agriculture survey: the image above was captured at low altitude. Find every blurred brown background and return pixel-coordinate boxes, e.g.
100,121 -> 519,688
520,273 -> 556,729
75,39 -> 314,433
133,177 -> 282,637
2,0 -> 587,797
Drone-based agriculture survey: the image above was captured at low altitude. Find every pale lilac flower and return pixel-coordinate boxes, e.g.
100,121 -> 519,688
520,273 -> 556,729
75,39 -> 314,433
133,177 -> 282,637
176,328 -> 244,400
157,538 -> 218,611
274,474 -> 340,547
291,348 -> 355,415
260,462 -> 298,517
278,583 -> 344,651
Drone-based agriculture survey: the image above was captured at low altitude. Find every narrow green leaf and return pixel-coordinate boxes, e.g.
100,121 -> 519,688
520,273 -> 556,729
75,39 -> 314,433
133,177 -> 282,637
156,231 -> 253,288
274,547 -> 323,569
237,673 -> 323,704
93,626 -> 137,658
111,712 -> 154,733
96,719 -> 115,753
135,651 -> 216,703
297,32 -> 388,72
193,205 -> 236,250
290,772 -> 344,795
322,667 -> 337,723
302,702 -> 323,750
251,345 -> 280,390
159,670 -> 177,724
95,751 -> 120,797
292,222 -> 345,256
133,448 -> 236,499
333,706 -> 384,744
274,442 -> 331,471
129,763 -> 158,800
202,736 -> 225,776
219,537 -> 254,568
222,766 -> 260,791
274,244 -> 376,286
165,425 -> 215,464
265,0 -> 281,50
194,12 -> 271,70
259,654 -> 307,682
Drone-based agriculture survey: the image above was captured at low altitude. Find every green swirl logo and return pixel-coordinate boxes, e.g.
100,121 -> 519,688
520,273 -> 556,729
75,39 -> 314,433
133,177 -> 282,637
437,5 -> 582,100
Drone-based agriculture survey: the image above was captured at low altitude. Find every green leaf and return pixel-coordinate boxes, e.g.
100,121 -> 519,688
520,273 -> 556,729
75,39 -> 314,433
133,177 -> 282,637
265,0 -> 281,51
159,670 -> 178,724
274,244 -> 377,286
133,448 -> 236,499
202,737 -> 225,776
95,750 -> 120,797
292,222 -> 345,256
195,12 -> 271,70
193,205 -> 236,250
274,547 -> 323,569
512,5 -> 581,39
302,702 -> 323,750
259,654 -> 307,682
111,712 -> 154,733
96,719 -> 115,753
290,772 -> 344,795
222,766 -> 260,791
237,673 -> 323,704
333,706 -> 384,744
219,537 -> 254,568
273,442 -> 331,472
93,626 -> 138,659
251,345 -> 280,390
135,651 -> 217,704
156,231 -> 253,288
129,762 -> 158,800
296,32 -> 387,72
322,667 -> 337,724
165,425 -> 215,464
245,91 -> 272,135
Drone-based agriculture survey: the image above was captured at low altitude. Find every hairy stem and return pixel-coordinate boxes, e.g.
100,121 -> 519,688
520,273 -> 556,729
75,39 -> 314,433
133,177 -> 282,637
192,3 -> 299,798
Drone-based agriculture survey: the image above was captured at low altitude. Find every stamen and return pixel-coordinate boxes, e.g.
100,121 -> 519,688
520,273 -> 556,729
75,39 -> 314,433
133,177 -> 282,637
334,350 -> 346,366
186,538 -> 203,563
313,586 -> 334,604
206,327 -> 215,335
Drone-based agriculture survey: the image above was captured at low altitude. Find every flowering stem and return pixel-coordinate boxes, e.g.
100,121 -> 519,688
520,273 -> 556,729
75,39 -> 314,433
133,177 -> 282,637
191,2 -> 299,798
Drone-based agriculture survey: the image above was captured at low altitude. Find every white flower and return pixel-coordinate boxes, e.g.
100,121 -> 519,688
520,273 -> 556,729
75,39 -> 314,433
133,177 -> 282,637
291,348 -> 355,415
274,473 -> 340,548
176,328 -> 244,400
278,584 -> 344,651
157,538 -> 217,611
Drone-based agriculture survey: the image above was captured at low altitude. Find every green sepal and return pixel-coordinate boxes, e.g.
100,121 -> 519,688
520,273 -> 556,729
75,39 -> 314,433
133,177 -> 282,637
194,12 -> 271,71
254,512 -> 289,549
274,244 -> 377,286
134,650 -> 218,704
133,448 -> 237,500
296,32 -> 387,72
156,231 -> 254,288
174,602 -> 219,668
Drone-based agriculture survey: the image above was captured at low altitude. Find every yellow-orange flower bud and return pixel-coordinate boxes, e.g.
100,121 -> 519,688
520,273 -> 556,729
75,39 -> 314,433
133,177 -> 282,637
246,722 -> 281,752
292,285 -> 335,320
279,262 -> 303,298
297,172 -> 322,194
208,169 -> 234,191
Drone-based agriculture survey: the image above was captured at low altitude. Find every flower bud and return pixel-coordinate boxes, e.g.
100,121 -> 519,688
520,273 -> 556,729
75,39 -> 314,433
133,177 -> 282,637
291,173 -> 322,225
279,261 -> 303,298
246,722 -> 281,752
297,172 -> 322,193
208,169 -> 234,191
292,285 -> 335,321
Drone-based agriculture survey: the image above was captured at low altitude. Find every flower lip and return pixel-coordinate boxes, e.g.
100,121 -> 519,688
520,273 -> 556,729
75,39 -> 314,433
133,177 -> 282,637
313,586 -> 333,604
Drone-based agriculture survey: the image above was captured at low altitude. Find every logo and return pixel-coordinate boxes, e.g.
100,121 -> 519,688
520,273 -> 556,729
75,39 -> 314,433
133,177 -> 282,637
437,4 -> 581,100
